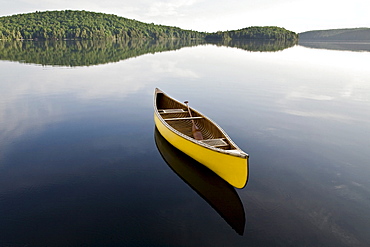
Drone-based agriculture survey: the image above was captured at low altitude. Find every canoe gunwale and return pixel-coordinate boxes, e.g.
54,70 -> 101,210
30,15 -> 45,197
154,88 -> 248,159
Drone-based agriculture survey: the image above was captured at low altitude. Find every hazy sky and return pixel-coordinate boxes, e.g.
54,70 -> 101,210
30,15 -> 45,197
0,0 -> 369,33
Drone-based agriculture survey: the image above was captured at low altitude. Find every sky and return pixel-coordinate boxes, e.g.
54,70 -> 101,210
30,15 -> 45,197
0,0 -> 369,33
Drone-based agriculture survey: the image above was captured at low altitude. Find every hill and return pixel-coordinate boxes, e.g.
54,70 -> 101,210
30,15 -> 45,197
0,10 -> 298,42
299,28 -> 370,41
0,10 -> 205,40
206,26 -> 298,41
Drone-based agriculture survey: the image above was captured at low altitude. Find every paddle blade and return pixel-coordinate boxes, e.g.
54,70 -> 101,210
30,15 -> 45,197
185,101 -> 203,140
192,124 -> 203,140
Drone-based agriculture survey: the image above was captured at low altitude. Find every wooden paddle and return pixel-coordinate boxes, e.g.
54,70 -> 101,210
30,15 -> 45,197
184,101 -> 203,140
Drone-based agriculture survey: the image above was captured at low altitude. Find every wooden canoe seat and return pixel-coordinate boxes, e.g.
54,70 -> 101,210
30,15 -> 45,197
164,116 -> 203,121
158,109 -> 187,114
200,138 -> 229,147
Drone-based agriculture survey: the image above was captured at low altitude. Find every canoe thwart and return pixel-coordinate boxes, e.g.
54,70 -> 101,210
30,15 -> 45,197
159,109 -> 187,114
200,138 -> 229,147
164,116 -> 204,121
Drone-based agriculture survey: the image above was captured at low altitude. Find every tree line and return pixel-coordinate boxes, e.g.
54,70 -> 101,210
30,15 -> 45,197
0,10 -> 298,41
0,10 -> 205,40
205,26 -> 298,41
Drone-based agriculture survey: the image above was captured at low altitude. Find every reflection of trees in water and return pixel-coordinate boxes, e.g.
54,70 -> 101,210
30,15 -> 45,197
207,39 -> 298,52
0,39 -> 206,67
0,39 -> 297,67
299,41 -> 370,52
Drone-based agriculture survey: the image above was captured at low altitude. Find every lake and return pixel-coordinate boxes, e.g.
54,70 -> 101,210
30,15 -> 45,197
0,40 -> 369,246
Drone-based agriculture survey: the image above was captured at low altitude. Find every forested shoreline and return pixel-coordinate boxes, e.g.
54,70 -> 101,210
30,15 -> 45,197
0,10 -> 298,41
205,27 -> 298,41
299,28 -> 370,41
0,10 -> 205,40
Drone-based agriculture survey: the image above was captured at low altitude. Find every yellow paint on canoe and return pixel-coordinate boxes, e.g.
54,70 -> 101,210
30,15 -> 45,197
154,113 -> 248,188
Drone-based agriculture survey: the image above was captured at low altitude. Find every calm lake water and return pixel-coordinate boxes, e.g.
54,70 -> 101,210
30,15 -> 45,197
0,40 -> 370,246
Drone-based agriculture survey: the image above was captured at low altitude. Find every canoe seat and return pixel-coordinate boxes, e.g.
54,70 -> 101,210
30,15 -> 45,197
200,138 -> 229,147
164,116 -> 203,121
159,109 -> 187,114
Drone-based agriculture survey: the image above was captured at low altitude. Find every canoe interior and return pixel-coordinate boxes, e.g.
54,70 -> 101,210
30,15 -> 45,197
156,91 -> 238,151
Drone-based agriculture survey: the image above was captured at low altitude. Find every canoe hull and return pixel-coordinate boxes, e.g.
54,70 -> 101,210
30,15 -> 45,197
154,113 -> 248,188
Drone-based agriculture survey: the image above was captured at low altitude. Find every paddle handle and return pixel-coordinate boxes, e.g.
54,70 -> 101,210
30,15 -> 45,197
184,101 -> 194,120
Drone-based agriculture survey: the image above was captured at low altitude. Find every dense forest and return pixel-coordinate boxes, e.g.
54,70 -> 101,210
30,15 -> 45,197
206,26 -> 298,41
0,10 -> 298,41
0,10 -> 205,40
299,28 -> 370,41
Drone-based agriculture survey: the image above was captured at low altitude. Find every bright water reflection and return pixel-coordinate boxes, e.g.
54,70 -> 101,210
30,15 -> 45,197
0,40 -> 370,246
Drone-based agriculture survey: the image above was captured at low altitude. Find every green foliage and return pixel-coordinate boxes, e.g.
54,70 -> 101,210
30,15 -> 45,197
0,11 -> 298,42
205,26 -> 298,41
207,39 -> 297,52
0,39 -> 295,67
0,10 -> 205,40
0,39 -> 296,67
0,39 -> 205,66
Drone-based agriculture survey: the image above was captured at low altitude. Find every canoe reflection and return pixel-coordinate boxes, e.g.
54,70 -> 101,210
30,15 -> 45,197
154,128 -> 246,235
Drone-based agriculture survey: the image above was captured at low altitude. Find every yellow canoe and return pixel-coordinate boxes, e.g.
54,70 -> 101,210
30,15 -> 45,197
154,88 -> 249,188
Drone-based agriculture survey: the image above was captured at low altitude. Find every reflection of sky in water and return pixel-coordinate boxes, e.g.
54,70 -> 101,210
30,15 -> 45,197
1,44 -> 369,181
0,44 -> 370,246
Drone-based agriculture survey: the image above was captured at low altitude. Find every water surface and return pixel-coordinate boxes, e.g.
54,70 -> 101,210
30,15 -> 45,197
0,40 -> 369,246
